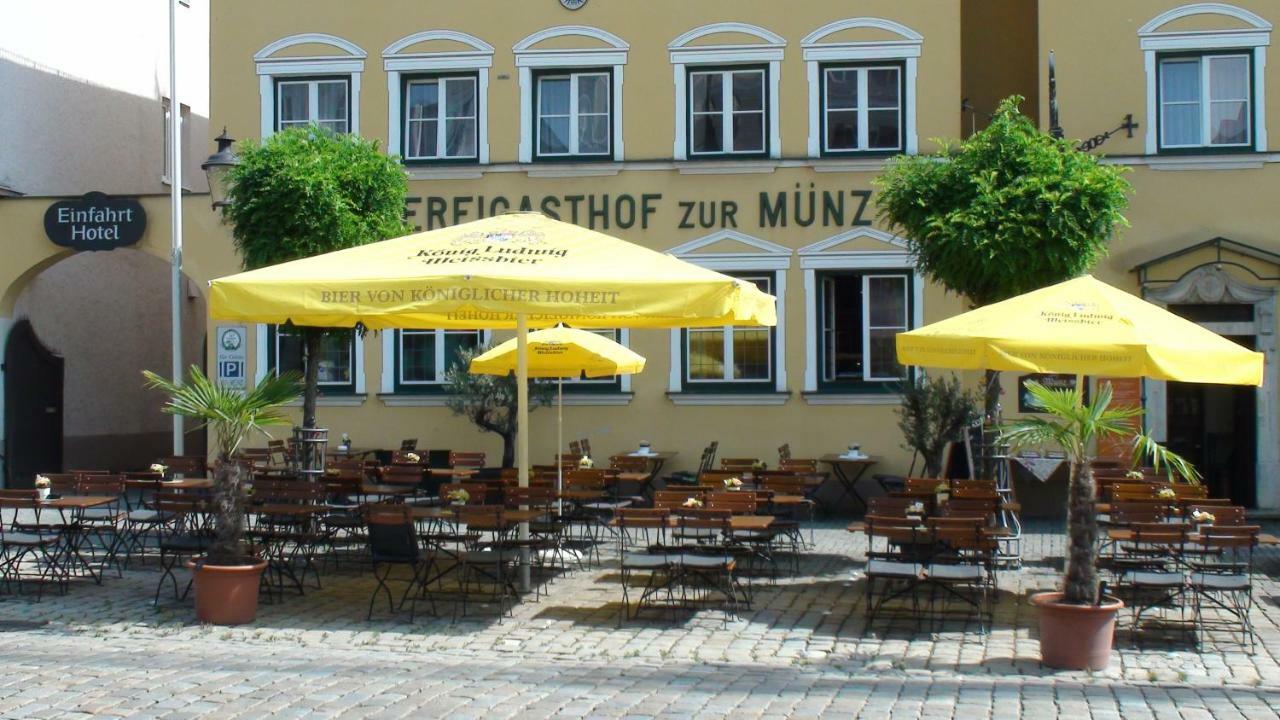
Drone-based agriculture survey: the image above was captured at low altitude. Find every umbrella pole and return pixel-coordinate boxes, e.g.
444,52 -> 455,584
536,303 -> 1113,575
517,314 -> 531,592
557,377 -> 563,517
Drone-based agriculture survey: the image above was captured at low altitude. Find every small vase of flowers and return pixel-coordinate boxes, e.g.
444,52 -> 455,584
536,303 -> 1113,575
578,455 -> 594,469
682,497 -> 703,509
403,452 -> 421,464
150,463 -> 168,477
723,477 -> 744,491
446,488 -> 470,506
34,475 -> 51,500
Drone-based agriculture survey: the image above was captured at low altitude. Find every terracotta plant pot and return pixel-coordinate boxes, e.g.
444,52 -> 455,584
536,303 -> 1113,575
186,557 -> 268,625
1030,591 -> 1124,670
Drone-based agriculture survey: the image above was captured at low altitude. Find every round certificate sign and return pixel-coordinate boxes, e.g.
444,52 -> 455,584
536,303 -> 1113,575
560,0 -> 586,9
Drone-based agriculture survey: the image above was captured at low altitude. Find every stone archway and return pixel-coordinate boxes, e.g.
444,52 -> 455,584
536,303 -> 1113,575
1144,265 -> 1278,509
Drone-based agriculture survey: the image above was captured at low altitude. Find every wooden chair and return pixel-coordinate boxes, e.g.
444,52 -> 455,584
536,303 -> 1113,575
654,488 -> 703,510
697,471 -> 745,489
778,458 -> 818,474
720,458 -> 758,473
363,503 -> 433,621
449,451 -> 486,470
615,508 -> 674,624
157,456 -> 207,478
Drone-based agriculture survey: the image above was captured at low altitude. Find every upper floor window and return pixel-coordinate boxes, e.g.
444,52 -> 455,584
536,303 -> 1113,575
276,77 -> 350,134
403,74 -> 478,162
254,33 -> 366,138
515,26 -> 629,163
1139,4 -> 1271,155
801,18 -> 922,158
1159,53 -> 1252,150
688,68 -> 768,157
536,70 -> 611,159
822,63 -> 903,154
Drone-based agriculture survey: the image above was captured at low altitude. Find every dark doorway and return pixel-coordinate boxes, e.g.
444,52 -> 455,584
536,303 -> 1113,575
4,320 -> 64,488
1165,334 -> 1257,507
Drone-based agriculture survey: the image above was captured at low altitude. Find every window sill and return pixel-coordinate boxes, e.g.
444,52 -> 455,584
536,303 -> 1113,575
285,395 -> 366,408
802,392 -> 901,406
405,167 -> 486,181
810,157 -> 894,172
676,160 -> 779,175
667,392 -> 790,406
379,394 -> 453,407
526,163 -> 622,178
1105,153 -> 1280,171
555,392 -> 634,406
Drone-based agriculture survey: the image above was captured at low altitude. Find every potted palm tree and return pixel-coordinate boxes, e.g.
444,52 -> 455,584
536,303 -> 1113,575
1001,380 -> 1197,670
144,366 -> 301,624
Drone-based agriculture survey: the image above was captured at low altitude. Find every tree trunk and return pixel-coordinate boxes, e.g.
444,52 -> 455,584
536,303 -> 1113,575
501,433 -> 515,469
208,457 -> 248,565
1062,459 -> 1100,604
981,369 -> 1001,478
301,328 -> 321,429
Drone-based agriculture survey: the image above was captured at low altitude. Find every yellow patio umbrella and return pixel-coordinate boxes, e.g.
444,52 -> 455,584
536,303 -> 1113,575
210,213 -> 775,586
469,324 -> 646,511
897,275 -> 1263,386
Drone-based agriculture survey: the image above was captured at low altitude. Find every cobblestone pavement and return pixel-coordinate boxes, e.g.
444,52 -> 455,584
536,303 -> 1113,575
0,520 -> 1278,719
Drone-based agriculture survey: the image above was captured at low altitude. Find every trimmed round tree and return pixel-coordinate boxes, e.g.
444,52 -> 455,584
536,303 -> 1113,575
875,96 -> 1132,423
221,126 -> 410,430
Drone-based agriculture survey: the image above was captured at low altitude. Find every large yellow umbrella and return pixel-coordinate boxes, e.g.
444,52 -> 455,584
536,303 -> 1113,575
210,213 -> 775,586
470,324 -> 646,510
897,275 -> 1263,386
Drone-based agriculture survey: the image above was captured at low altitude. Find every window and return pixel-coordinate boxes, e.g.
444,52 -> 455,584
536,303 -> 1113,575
822,63 -> 903,153
683,275 -> 775,388
688,67 -> 767,156
268,326 -> 357,394
563,328 -> 624,392
818,272 -> 910,387
401,74 -> 478,161
395,329 -> 482,391
276,77 -> 350,133
535,71 -> 611,159
1159,53 -> 1252,150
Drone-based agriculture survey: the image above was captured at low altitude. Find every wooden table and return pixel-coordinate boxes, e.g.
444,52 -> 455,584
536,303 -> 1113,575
818,455 -> 879,513
617,451 -> 676,500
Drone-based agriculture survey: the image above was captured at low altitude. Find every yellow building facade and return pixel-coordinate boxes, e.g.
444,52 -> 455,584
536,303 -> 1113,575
2,0 -> 1278,511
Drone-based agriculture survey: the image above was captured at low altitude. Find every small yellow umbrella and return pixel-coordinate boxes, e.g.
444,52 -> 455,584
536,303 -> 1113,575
470,325 -> 646,509
897,275 -> 1263,386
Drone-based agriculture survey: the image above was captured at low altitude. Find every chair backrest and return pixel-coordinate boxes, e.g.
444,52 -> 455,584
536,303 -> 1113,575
1197,524 -> 1260,549
40,473 -> 80,494
615,507 -> 670,531
565,468 -> 607,486
951,488 -> 999,502
380,465 -> 424,486
951,479 -> 997,492
609,455 -> 649,473
455,504 -> 505,531
904,477 -> 944,494
778,458 -> 818,473
777,443 -> 791,463
675,507 -> 731,531
364,503 -> 418,561
0,489 -> 40,509
390,450 -> 424,466
74,475 -> 125,497
399,438 -> 418,451
719,457 -> 757,472
568,440 -> 582,456
864,514 -> 926,546
927,517 -> 995,553
868,495 -> 916,517
705,491 -> 758,514
759,475 -> 807,495
697,471 -> 743,489
1109,503 -> 1167,525
449,451 -> 486,469
326,458 -> 365,482
503,486 -> 555,509
1187,504 -> 1247,525
158,455 -> 206,477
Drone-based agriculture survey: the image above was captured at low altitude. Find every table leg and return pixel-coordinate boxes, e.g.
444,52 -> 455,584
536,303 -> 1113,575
822,463 -> 870,515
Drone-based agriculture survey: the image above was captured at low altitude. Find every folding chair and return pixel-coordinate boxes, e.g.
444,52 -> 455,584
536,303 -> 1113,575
0,490 -> 68,599
364,503 -> 435,621
1190,525 -> 1259,651
615,508 -> 675,624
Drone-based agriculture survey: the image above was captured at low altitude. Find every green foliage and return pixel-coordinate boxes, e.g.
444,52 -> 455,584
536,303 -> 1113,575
143,366 -> 301,460
875,96 -> 1132,307
897,373 -> 980,477
1000,380 -> 1198,604
443,346 -> 554,468
222,125 -> 411,270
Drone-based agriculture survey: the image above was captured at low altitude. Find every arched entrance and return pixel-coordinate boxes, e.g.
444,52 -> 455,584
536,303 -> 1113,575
5,248 -> 207,480
3,320 -> 63,487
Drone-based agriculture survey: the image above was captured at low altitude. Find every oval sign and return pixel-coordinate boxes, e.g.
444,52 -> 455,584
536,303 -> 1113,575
44,191 -> 147,251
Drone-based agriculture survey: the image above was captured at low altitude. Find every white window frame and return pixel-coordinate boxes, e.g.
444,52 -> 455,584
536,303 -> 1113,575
561,328 -> 631,390
799,228 -> 924,401
669,23 -> 784,161
666,230 -> 790,399
379,330 -> 491,394
384,30 -> 493,164
402,75 -> 480,161
687,68 -> 768,157
535,71 -> 612,158
254,325 -> 365,395
275,77 -> 351,133
821,63 -> 904,153
1139,3 -> 1271,155
397,329 -> 484,386
255,33 -> 366,139
514,26 -> 629,163
860,274 -> 910,381
686,274 -> 774,383
1158,53 -> 1253,149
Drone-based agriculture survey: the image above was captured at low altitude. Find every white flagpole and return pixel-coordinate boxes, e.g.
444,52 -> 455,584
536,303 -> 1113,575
517,314 -> 530,591
168,0 -> 184,455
